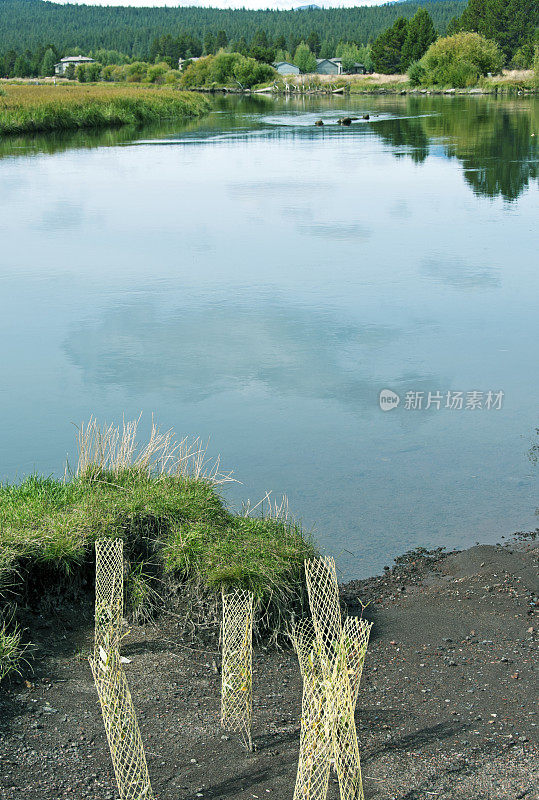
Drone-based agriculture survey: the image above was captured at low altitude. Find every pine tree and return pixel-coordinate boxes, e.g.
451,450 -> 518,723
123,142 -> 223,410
371,17 -> 409,73
204,32 -> 216,55
40,47 -> 56,77
320,38 -> 334,59
456,0 -> 538,61
251,29 -> 269,49
13,54 -> 32,77
216,30 -> 229,50
401,8 -> 437,69
307,30 -> 321,56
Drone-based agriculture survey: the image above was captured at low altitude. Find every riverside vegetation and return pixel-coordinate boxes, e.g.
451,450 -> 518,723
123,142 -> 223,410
2,0 -> 537,92
0,84 -> 210,135
0,420 -> 316,682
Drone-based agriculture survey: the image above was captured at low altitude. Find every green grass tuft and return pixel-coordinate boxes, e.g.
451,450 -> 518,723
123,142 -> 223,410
0,620 -> 27,681
0,466 -> 316,678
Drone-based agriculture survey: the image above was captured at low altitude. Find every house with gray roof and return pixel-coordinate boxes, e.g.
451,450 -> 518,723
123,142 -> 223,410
54,56 -> 95,76
273,61 -> 300,75
316,58 -> 342,75
315,58 -> 367,75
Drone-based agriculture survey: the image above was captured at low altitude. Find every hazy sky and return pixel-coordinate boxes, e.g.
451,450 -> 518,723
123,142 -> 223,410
52,1 -> 397,9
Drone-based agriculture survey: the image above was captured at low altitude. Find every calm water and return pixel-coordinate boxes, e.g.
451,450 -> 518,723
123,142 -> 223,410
1,95 -> 537,578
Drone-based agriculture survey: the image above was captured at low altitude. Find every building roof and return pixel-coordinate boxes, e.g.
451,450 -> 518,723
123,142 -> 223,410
273,61 -> 297,68
316,57 -> 365,68
58,56 -> 95,64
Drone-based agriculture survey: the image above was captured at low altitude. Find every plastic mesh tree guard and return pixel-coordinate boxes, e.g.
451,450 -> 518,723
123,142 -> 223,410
94,538 -> 124,658
292,557 -> 371,800
90,539 -> 154,800
89,649 -> 154,800
292,619 -> 331,800
220,589 -> 254,751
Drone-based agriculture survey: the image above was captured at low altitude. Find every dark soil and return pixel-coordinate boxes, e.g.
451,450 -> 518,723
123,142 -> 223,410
0,539 -> 537,800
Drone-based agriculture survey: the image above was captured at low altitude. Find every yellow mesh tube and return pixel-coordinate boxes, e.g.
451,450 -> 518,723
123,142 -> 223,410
94,538 -> 124,658
220,589 -> 254,751
292,557 -> 371,800
91,539 -> 154,800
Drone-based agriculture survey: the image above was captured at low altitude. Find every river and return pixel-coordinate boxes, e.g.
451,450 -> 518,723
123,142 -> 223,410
0,94 -> 537,577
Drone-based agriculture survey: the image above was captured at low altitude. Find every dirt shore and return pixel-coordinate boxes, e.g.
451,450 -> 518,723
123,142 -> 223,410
0,538 -> 537,800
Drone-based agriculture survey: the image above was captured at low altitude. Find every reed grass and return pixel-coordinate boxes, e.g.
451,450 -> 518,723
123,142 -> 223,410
0,419 -> 316,679
0,84 -> 210,135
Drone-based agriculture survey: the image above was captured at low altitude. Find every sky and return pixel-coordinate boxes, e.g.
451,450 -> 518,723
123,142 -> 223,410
51,1 -> 399,10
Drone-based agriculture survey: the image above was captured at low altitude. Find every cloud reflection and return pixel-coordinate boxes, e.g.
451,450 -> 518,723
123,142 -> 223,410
64,299 -> 436,412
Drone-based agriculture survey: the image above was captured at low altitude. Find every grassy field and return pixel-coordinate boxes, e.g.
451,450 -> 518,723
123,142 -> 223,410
0,83 -> 210,135
0,420 -> 316,680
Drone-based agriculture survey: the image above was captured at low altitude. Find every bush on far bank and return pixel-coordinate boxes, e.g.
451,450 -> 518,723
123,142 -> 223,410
69,50 -> 275,88
409,32 -> 504,88
180,51 -> 275,89
75,60 -> 180,85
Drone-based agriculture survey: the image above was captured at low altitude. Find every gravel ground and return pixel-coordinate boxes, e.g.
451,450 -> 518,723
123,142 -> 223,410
0,540 -> 537,800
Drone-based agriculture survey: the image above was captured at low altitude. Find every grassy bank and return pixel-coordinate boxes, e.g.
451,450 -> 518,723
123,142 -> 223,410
267,69 -> 537,95
0,84 -> 210,135
0,420 -> 316,680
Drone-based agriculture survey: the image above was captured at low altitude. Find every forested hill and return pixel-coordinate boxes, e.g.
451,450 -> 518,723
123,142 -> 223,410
0,0 -> 465,58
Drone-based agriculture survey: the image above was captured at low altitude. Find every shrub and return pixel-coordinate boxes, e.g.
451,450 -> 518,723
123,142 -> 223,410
101,64 -> 116,82
85,62 -> 103,82
180,52 -> 275,88
511,42 -> 535,69
418,32 -> 504,87
75,63 -> 87,83
164,69 -> 181,85
180,55 -> 212,87
233,55 -> 274,88
408,60 -> 427,87
126,62 -> 148,83
209,51 -> 239,84
147,62 -> 168,84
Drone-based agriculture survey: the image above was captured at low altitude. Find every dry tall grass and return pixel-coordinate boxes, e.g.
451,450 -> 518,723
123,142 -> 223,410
76,416 -> 234,484
0,84 -> 209,135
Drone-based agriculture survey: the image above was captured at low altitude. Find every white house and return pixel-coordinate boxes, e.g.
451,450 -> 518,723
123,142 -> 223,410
178,56 -> 205,71
54,56 -> 95,76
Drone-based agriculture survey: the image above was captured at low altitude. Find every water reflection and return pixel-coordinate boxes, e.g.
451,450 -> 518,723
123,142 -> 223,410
421,256 -> 500,289
65,300 -> 432,413
371,113 -> 430,164
422,98 -> 539,201
1,95 -> 536,202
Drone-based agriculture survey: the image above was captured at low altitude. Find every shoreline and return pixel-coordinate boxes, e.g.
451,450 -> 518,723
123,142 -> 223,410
0,534 -> 536,799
